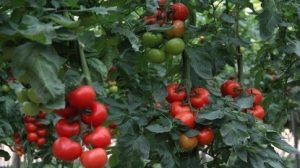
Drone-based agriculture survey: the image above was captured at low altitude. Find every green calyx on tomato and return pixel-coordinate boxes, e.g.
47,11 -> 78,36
142,32 -> 163,48
22,102 -> 39,116
165,38 -> 185,55
146,48 -> 166,64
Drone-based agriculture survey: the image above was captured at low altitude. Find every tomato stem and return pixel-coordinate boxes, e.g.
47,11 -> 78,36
182,51 -> 191,105
78,41 -> 92,85
235,5 -> 243,85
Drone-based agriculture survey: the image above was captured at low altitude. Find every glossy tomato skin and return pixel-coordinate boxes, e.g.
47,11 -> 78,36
52,137 -> 82,161
166,83 -> 187,103
23,116 -> 36,123
86,102 -> 108,127
179,134 -> 198,151
246,88 -> 263,105
197,127 -> 214,145
159,0 -> 167,6
144,15 -> 157,25
25,123 -> 37,132
55,119 -> 80,138
146,48 -> 166,64
175,112 -> 195,128
170,102 -> 190,117
80,148 -> 108,168
38,111 -> 47,119
37,128 -> 47,137
36,138 -> 46,146
247,105 -> 265,120
85,126 -> 111,149
171,3 -> 189,21
165,38 -> 185,55
221,80 -> 242,98
165,20 -> 185,38
68,85 -> 96,109
55,106 -> 78,118
27,132 -> 38,142
190,87 -> 210,109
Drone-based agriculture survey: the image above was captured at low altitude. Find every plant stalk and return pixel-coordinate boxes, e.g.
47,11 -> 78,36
235,5 -> 243,84
182,51 -> 191,102
78,41 -> 92,85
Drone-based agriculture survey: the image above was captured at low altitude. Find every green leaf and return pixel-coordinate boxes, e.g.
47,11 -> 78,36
266,131 -> 299,154
81,6 -> 118,15
87,57 -> 108,82
258,0 -> 280,39
198,110 -> 224,120
19,15 -> 56,44
186,47 -> 213,79
146,124 -> 171,133
111,26 -> 141,51
236,97 -> 254,109
0,149 -> 10,161
46,14 -> 80,28
12,42 -> 65,109
293,41 -> 300,57
220,121 -> 249,146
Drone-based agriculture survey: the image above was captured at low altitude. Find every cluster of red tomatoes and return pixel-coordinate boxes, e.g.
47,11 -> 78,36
166,83 -> 215,151
52,85 -> 111,168
13,133 -> 24,157
221,80 -> 265,119
142,2 -> 189,64
23,112 -> 48,146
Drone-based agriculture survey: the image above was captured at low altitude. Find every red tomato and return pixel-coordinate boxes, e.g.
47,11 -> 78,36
25,123 -> 37,133
23,116 -> 36,123
81,102 -> 108,127
190,87 -> 210,109
52,137 -> 82,161
165,20 -> 185,38
247,105 -> 266,120
14,133 -> 21,144
26,132 -> 38,142
38,111 -> 47,119
85,126 -> 111,149
197,127 -> 214,145
159,0 -> 167,6
171,3 -> 189,21
55,119 -> 80,138
36,137 -> 46,146
166,83 -> 187,103
144,15 -> 157,25
221,80 -> 242,98
80,148 -> 108,168
37,128 -> 47,137
175,112 -> 195,128
34,121 -> 44,127
55,106 -> 78,118
169,101 -> 190,117
246,88 -> 263,105
108,122 -> 117,129
68,85 -> 96,109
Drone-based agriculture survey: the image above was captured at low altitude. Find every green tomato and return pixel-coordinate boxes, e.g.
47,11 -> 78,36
1,85 -> 10,93
108,81 -> 117,86
142,32 -> 163,48
27,88 -> 42,104
152,164 -> 162,168
109,85 -> 118,93
21,102 -> 39,116
165,38 -> 185,55
146,49 -> 166,64
16,90 -> 28,102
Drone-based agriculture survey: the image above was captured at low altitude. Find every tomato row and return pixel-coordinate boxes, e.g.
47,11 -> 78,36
52,85 -> 111,168
23,112 -> 48,146
221,80 -> 266,120
166,83 -> 215,151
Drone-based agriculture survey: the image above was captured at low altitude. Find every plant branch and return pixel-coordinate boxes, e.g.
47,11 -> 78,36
78,41 -> 92,85
235,5 -> 243,84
